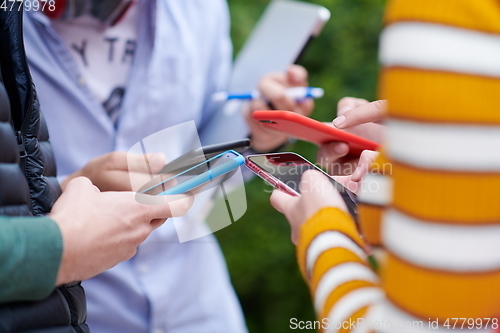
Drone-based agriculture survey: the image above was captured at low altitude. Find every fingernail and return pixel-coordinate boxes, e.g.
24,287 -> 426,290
332,115 -> 346,128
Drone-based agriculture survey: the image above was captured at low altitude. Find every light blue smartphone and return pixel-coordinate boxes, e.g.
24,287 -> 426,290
139,150 -> 244,196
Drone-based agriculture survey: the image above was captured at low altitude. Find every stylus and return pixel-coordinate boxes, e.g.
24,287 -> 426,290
212,87 -> 324,102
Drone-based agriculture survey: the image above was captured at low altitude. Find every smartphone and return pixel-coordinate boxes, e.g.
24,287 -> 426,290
140,151 -> 245,196
158,139 -> 251,175
252,110 -> 379,156
245,152 -> 357,218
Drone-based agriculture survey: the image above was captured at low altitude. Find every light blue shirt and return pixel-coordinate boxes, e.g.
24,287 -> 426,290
23,1 -> 249,332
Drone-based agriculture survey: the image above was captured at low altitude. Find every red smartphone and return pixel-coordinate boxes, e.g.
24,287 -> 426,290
245,152 -> 357,218
252,110 -> 380,156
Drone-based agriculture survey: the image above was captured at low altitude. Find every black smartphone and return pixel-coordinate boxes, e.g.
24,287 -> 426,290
158,139 -> 251,175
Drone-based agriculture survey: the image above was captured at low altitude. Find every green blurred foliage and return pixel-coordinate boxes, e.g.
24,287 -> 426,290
216,1 -> 385,332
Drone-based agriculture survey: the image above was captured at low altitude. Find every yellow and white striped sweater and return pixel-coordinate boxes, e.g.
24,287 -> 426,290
298,1 -> 500,332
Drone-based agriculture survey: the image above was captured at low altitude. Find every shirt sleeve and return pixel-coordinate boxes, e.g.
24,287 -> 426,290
0,216 -> 63,304
296,207 -> 382,329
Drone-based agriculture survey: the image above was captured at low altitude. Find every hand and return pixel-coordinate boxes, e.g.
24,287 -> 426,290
244,65 -> 314,152
51,177 -> 193,285
332,150 -> 380,194
270,170 -> 347,245
61,152 -> 166,192
317,97 -> 386,176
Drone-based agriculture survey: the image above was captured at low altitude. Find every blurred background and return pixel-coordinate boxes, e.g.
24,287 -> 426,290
216,0 -> 385,332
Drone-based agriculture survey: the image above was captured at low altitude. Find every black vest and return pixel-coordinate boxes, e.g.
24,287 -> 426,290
0,6 -> 89,333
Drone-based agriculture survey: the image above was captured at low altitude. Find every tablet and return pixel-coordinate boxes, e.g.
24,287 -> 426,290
201,0 -> 331,145
229,0 -> 331,91
253,110 -> 380,156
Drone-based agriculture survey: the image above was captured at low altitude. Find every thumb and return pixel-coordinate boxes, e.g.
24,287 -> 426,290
270,189 -> 296,214
287,65 -> 308,86
135,192 -> 194,219
332,100 -> 387,129
300,169 -> 333,196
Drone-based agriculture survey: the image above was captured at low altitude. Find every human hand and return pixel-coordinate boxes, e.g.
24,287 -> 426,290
317,97 -> 386,176
61,152 -> 166,192
270,170 -> 347,245
244,65 -> 314,152
331,149 -> 380,194
51,176 -> 193,285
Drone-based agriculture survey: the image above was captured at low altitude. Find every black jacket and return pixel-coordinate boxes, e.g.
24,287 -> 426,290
0,5 -> 88,333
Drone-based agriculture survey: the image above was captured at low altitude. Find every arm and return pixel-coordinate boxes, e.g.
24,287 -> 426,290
0,216 -> 62,303
296,208 -> 380,326
1,176 -> 194,304
270,171 -> 382,330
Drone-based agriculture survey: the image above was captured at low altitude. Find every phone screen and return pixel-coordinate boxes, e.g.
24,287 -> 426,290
140,151 -> 240,195
247,153 -> 357,218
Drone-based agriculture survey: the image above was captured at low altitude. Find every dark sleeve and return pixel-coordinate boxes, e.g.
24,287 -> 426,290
0,216 -> 63,303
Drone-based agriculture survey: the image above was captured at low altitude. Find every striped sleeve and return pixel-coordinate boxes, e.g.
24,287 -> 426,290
376,0 -> 500,330
297,208 -> 383,332
297,1 -> 500,332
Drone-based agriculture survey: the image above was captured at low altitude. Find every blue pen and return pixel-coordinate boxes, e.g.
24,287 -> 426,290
212,87 -> 324,102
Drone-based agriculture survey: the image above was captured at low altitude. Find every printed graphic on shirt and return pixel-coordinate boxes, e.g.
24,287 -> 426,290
51,4 -> 138,124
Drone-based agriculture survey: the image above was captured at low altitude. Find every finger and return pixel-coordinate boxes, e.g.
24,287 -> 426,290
332,175 -> 361,194
258,76 -> 295,111
317,143 -> 354,176
150,218 -> 167,230
96,171 -> 135,191
296,98 -> 314,117
270,189 -> 296,214
351,150 -> 379,182
317,142 -> 350,167
301,170 -> 348,213
100,151 -> 166,174
99,170 -> 171,192
244,102 -> 289,138
127,152 -> 167,174
65,176 -> 100,194
337,97 -> 369,115
147,153 -> 167,173
137,193 -> 194,220
287,65 -> 308,86
246,98 -> 271,117
332,100 -> 387,129
165,193 -> 194,217
300,169 -> 332,196
331,175 -> 352,188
